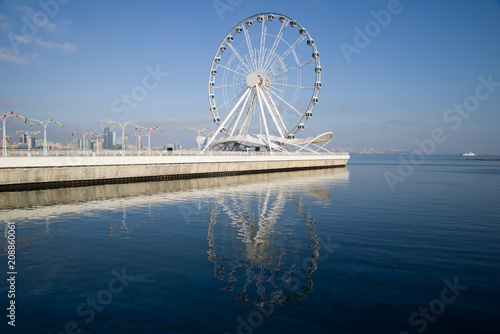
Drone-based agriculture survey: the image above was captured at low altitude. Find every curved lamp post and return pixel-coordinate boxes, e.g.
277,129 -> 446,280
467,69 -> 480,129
109,121 -> 132,156
186,127 -> 209,151
72,131 -> 94,151
134,124 -> 162,154
1,111 -> 29,157
29,118 -> 63,156
92,133 -> 104,154
131,133 -> 144,154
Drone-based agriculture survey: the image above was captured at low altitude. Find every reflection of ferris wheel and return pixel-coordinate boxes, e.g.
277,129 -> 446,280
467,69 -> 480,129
204,13 -> 329,153
207,183 -> 320,307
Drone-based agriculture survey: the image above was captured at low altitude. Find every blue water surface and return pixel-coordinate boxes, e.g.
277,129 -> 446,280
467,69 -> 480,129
0,154 -> 499,334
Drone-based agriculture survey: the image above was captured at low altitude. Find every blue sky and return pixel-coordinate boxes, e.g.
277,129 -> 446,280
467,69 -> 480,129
1,0 -> 499,153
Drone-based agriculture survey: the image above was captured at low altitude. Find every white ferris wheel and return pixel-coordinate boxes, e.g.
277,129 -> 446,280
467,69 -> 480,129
203,13 -> 334,153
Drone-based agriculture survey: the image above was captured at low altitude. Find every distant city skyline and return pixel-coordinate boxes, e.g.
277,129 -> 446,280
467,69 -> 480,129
1,0 -> 499,154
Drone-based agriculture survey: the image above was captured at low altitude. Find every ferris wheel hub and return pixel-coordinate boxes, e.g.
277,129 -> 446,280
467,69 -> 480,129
246,73 -> 271,91
246,73 -> 260,87
260,76 -> 271,90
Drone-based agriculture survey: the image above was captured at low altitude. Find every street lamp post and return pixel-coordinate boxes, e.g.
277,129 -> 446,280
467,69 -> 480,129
90,133 -> 104,155
134,125 -> 162,154
109,121 -> 132,156
29,118 -> 63,156
131,133 -> 143,154
1,111 -> 28,157
186,127 -> 209,151
72,131 -> 93,152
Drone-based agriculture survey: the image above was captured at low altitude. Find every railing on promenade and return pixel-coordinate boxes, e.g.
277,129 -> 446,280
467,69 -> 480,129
0,149 -> 350,158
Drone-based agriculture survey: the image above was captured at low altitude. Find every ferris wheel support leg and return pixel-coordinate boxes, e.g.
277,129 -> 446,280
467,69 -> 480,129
228,89 -> 253,137
255,86 -> 273,154
202,88 -> 251,153
239,93 -> 257,136
259,89 -> 285,138
264,90 -> 287,135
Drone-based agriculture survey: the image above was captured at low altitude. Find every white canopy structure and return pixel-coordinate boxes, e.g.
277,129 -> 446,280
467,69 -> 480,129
207,131 -> 334,153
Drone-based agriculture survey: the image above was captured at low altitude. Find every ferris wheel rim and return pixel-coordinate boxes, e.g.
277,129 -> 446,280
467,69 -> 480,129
207,12 -> 322,149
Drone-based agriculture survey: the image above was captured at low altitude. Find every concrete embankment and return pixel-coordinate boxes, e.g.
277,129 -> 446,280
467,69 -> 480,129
0,153 -> 349,191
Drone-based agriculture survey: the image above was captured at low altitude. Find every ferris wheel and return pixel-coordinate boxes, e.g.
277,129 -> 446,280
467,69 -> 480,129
203,13 -> 331,153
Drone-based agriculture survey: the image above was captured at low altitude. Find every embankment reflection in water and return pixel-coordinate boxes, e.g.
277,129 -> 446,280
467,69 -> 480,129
206,168 -> 349,308
0,167 -> 348,214
1,168 -> 349,307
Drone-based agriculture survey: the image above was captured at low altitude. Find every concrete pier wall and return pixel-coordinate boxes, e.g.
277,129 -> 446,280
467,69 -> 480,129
0,154 -> 349,191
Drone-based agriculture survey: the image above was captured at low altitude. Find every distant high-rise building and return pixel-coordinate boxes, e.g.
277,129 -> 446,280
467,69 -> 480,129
23,134 -> 28,144
19,135 -> 23,143
104,126 -> 110,149
112,132 -> 117,147
30,137 -> 36,149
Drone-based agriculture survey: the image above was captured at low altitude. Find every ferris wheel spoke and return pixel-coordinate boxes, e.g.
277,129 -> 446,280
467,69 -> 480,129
217,63 -> 247,77
227,43 -> 253,74
242,25 -> 257,71
267,64 -> 286,80
216,87 -> 248,111
272,83 -> 314,90
268,89 -> 304,117
214,82 -> 246,89
268,85 -> 285,94
284,34 -> 307,60
265,35 -> 307,74
266,35 -> 306,75
263,20 -> 287,71
258,20 -> 267,72
269,59 -> 315,78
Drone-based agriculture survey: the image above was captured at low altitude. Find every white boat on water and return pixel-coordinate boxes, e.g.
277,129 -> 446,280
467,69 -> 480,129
460,152 -> 476,156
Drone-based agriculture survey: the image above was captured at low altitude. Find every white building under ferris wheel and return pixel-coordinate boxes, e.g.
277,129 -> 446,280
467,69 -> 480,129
203,13 -> 334,154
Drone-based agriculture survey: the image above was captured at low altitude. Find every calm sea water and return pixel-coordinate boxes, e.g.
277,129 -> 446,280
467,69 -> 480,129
1,154 -> 499,334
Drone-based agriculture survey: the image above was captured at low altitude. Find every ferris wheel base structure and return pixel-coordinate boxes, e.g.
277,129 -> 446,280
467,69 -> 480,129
0,153 -> 349,191
203,131 -> 336,153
